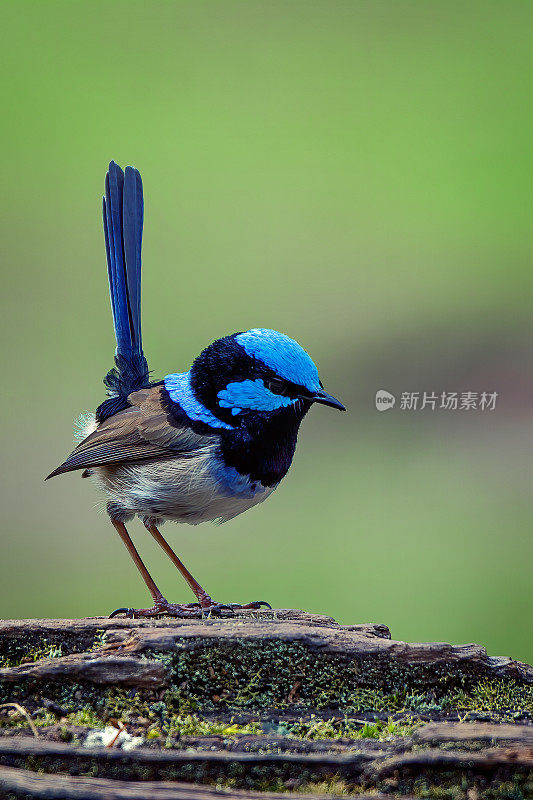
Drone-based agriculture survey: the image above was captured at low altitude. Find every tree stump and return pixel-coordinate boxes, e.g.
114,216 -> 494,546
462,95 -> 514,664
0,610 -> 531,798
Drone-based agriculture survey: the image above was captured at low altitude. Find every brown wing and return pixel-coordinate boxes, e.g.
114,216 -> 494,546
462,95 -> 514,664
46,386 -> 217,479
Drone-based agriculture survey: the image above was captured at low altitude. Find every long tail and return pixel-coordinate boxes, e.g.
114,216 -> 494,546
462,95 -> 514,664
96,161 -> 149,421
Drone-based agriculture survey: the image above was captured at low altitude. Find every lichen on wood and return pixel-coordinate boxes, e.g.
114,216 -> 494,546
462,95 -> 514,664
0,611 -> 531,798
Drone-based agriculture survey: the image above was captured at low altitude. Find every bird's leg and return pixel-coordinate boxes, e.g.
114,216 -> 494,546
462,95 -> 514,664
108,519 -> 207,618
143,522 -> 213,609
144,523 -> 271,613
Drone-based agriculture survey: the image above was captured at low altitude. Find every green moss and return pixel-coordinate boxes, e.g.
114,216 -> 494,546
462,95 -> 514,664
450,679 -> 533,714
2,637 -> 531,732
0,640 -> 63,668
403,774 -> 533,799
66,706 -> 105,728
283,714 -> 419,741
156,641 -> 429,712
0,627 -> 103,668
296,776 -> 353,795
141,639 -> 530,718
90,629 -> 108,650
163,713 -> 263,739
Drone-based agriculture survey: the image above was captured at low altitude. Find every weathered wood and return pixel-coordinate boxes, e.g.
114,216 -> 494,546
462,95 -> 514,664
366,745 -> 533,779
0,735 -> 377,777
0,764 -> 405,800
0,653 -> 167,688
0,611 -> 530,692
0,726 -> 531,794
412,721 -> 533,745
1,613 -> 531,798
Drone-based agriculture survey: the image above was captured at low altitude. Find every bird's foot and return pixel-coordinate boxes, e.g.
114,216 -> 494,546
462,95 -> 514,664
108,599 -> 224,619
109,598 -> 271,619
183,600 -> 272,612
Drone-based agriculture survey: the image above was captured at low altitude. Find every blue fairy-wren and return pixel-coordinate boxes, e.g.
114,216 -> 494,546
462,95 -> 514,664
47,162 -> 345,617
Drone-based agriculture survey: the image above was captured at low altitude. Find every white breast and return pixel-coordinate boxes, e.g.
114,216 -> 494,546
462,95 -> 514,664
90,445 -> 275,526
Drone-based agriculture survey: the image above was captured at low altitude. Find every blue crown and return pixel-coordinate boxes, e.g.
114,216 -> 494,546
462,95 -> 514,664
235,329 -> 320,392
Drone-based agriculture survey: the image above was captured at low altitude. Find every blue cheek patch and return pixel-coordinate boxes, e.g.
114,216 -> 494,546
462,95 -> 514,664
235,329 -> 320,393
165,372 -> 234,430
218,379 -> 296,413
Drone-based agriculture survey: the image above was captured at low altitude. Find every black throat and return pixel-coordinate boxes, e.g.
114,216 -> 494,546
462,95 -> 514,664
219,404 -> 310,487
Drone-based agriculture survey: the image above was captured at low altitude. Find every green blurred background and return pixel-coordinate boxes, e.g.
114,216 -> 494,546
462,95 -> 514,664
1,1 -> 532,662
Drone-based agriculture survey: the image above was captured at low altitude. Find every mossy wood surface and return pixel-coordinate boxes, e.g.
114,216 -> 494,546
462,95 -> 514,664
0,611 -> 531,799
0,765 -> 409,800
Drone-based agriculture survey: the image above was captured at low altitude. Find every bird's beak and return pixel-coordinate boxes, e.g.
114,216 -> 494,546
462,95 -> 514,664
310,389 -> 346,411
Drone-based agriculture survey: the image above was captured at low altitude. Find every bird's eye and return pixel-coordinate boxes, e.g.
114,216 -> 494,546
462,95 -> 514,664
265,378 -> 288,395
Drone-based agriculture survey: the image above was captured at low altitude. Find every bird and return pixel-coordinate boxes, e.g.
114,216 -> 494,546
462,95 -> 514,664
47,161 -> 345,618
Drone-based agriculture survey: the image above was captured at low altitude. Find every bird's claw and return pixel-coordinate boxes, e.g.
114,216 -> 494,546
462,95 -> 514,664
109,607 -> 135,619
108,599 -> 272,619
108,603 -> 197,619
108,600 -> 235,619
228,600 -> 272,610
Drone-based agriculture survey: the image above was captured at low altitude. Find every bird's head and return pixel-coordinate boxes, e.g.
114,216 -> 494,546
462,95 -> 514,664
165,328 -> 345,431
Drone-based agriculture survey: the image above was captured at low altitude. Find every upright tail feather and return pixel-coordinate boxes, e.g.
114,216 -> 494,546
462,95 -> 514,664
97,161 -> 149,422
